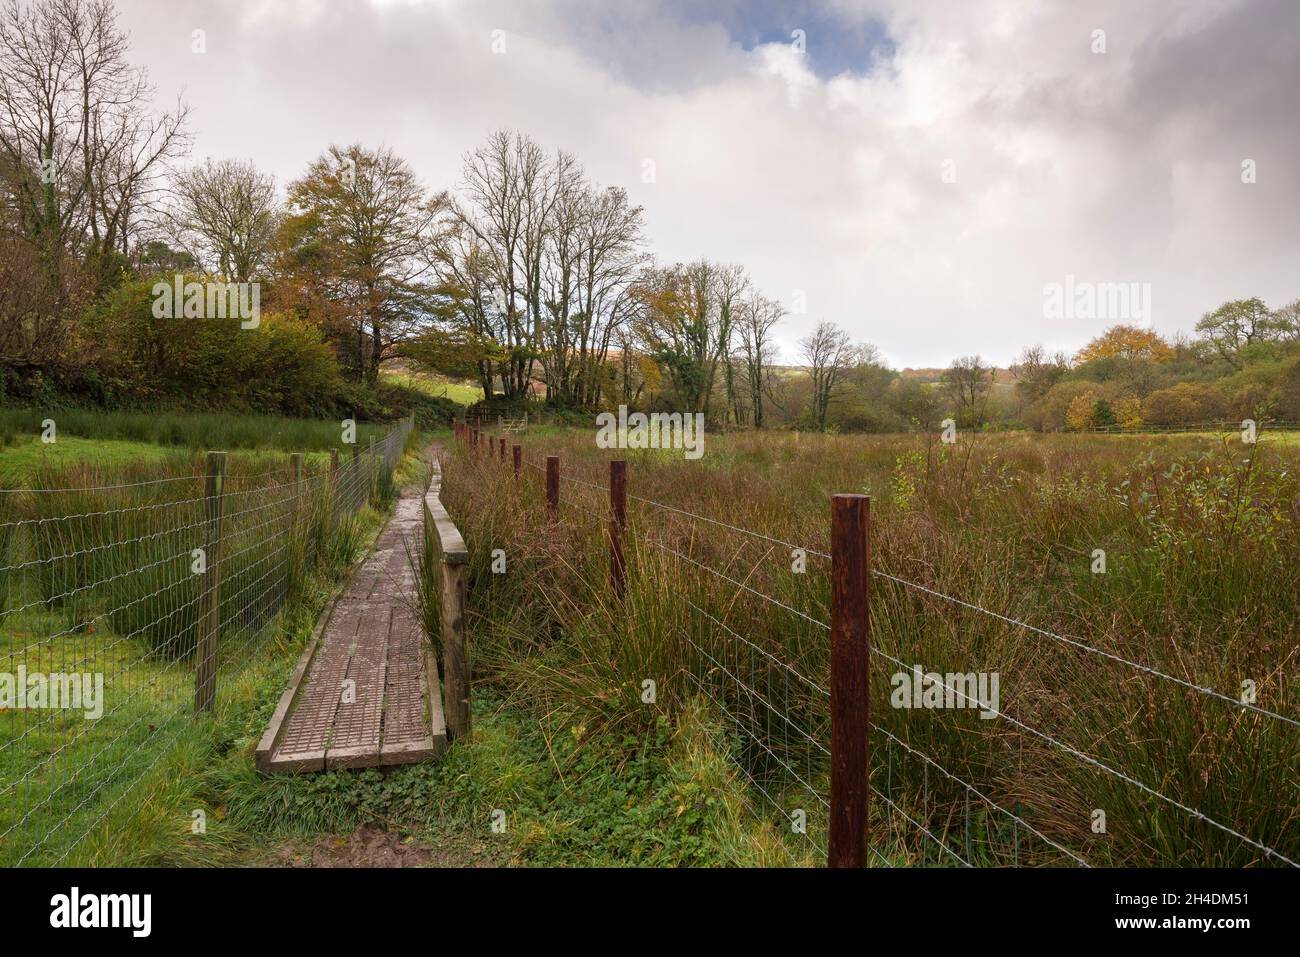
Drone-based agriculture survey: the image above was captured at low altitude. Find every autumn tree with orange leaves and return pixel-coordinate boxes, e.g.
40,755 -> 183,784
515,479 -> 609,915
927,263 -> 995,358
1074,325 -> 1172,364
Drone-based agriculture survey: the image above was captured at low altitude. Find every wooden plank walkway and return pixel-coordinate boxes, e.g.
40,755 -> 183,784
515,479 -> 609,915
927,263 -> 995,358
255,471 -> 446,773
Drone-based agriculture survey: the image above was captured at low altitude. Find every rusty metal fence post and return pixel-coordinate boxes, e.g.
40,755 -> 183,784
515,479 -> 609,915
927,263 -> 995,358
512,445 -> 521,481
546,455 -> 559,519
829,493 -> 871,867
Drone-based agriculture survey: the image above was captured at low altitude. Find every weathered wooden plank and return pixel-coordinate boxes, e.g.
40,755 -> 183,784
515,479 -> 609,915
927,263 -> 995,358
254,578 -> 347,772
440,559 -> 469,740
425,462 -> 467,564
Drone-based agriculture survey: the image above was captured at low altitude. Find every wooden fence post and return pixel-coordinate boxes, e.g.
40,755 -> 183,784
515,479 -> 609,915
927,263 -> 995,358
329,448 -> 339,525
498,437 -> 505,462
512,445 -> 521,481
441,558 -> 470,740
195,451 -> 227,714
350,443 -> 361,509
829,493 -> 871,867
424,471 -> 470,741
368,436 -> 377,501
546,456 -> 559,519
826,494 -> 868,868
610,460 -> 626,599
290,451 -> 304,534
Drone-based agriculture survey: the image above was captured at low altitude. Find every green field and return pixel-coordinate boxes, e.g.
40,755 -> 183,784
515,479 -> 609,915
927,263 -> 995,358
0,409 -> 403,488
381,372 -> 482,407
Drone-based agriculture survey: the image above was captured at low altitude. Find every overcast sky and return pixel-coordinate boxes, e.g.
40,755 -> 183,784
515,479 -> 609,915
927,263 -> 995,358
116,0 -> 1299,368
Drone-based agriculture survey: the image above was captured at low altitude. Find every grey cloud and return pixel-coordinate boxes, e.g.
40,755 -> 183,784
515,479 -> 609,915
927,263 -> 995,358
115,0 -> 1298,365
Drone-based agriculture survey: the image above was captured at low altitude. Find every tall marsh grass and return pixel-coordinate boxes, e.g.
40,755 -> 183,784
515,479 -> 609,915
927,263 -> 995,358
441,428 -> 1299,867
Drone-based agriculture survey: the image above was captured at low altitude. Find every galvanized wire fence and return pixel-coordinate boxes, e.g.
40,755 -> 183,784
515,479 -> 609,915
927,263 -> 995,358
0,419 -> 413,866
462,424 -> 1298,868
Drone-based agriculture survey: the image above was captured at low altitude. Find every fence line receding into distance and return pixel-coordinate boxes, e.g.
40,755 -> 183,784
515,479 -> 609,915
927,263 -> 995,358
452,420 -> 1298,869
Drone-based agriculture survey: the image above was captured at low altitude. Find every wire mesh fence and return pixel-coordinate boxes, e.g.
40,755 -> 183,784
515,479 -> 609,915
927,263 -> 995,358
1083,419 -> 1300,435
0,419 -> 413,866
469,428 -> 1299,869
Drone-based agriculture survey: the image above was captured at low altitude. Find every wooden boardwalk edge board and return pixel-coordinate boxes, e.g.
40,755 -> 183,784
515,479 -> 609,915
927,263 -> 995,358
426,463 -> 468,564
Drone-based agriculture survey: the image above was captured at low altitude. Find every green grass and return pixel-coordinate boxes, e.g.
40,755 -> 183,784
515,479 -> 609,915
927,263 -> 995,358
57,508 -> 385,867
0,436 -> 175,481
165,691 -> 793,867
0,408 -> 405,486
4,423 -> 792,869
0,408 -> 389,458
381,372 -> 482,407
8,419 -> 1295,868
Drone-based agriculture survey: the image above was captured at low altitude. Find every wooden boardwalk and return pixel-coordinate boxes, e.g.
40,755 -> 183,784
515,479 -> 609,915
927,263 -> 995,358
255,472 -> 447,773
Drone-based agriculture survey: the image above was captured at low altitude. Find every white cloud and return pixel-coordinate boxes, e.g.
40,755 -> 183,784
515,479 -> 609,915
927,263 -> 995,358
118,0 -> 1298,366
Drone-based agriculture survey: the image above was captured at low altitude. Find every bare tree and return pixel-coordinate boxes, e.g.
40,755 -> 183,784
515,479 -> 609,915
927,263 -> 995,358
943,354 -> 994,426
452,130 -> 571,399
714,263 -> 748,422
540,180 -> 646,407
801,320 -> 853,431
170,158 -> 277,281
0,0 -> 189,265
1009,344 -> 1068,414
0,0 -> 189,361
735,290 -> 783,428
